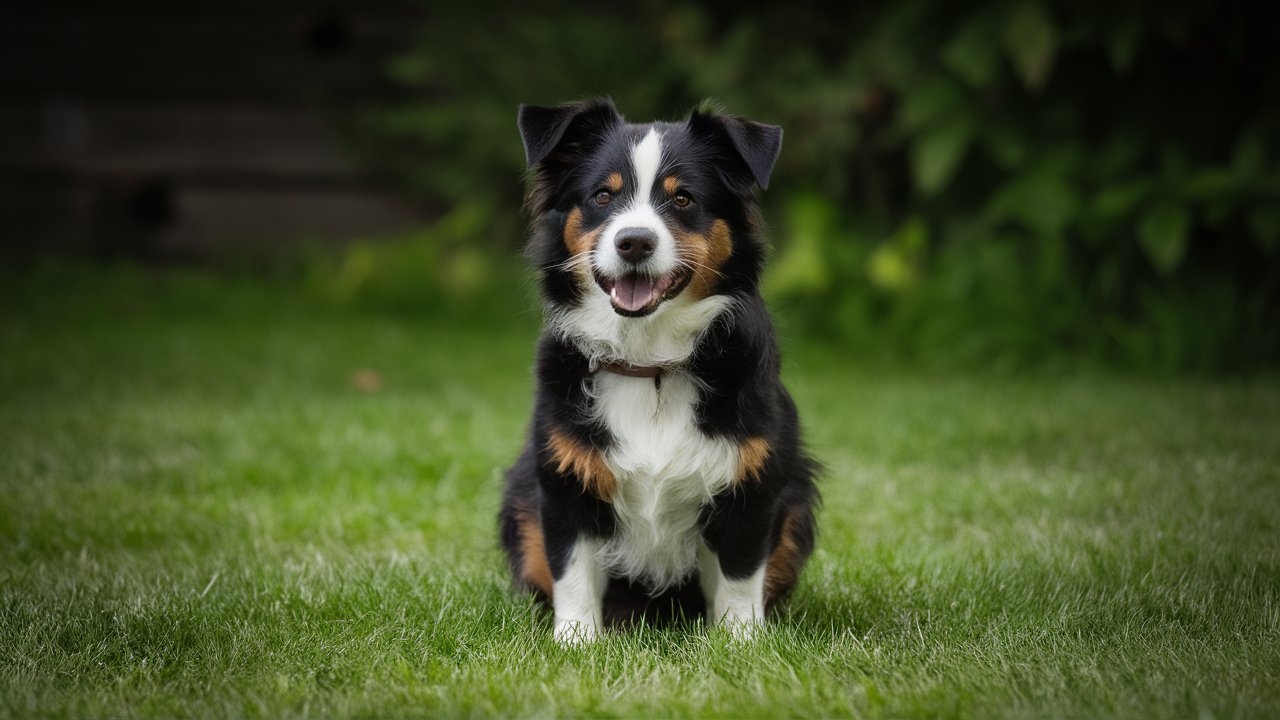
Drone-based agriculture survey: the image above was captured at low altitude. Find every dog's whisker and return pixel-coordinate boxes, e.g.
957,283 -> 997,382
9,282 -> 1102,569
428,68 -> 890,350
551,252 -> 595,273
675,256 -> 728,280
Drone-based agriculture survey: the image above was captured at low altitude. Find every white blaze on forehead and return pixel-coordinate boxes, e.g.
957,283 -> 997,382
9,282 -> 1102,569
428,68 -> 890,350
630,129 -> 663,205
594,127 -> 678,280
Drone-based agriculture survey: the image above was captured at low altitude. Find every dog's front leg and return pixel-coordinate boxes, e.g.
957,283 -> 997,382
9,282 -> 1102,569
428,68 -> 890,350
552,535 -> 606,644
700,483 -> 777,639
698,542 -> 765,639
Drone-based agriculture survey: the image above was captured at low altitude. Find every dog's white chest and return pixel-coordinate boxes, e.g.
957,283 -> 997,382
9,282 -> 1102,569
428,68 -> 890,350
592,372 -> 738,590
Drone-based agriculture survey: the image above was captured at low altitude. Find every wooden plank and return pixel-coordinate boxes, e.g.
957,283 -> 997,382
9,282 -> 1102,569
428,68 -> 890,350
0,1 -> 431,258
0,104 -> 356,176
153,186 -> 421,254
0,0 -> 422,100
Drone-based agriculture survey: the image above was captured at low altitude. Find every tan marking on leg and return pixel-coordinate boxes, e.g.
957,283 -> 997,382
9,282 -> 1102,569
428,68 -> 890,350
562,208 -> 602,283
606,172 -> 624,193
677,219 -> 733,300
738,436 -> 772,483
517,510 -> 553,597
547,428 -> 616,501
764,512 -> 804,604
662,175 -> 679,195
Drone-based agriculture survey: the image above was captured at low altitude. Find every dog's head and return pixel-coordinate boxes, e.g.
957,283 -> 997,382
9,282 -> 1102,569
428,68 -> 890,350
519,99 -> 782,319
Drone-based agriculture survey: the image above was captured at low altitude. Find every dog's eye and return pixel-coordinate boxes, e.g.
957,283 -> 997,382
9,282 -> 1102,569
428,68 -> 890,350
593,190 -> 612,206
672,191 -> 693,208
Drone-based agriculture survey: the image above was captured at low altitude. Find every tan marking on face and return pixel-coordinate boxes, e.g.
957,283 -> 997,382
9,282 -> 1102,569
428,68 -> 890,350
738,436 -> 772,483
547,428 -> 616,501
562,207 -> 603,283
677,219 -> 734,300
764,511 -> 806,605
516,509 -> 553,597
662,175 -> 679,195
606,172 -> 624,193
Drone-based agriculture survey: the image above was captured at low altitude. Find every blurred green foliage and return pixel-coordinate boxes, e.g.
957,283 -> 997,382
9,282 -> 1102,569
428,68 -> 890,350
331,1 -> 1279,372
305,201 -> 529,323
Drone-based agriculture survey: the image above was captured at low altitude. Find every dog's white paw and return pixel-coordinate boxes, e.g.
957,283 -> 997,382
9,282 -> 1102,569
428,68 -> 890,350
719,615 -> 764,642
553,617 -> 600,645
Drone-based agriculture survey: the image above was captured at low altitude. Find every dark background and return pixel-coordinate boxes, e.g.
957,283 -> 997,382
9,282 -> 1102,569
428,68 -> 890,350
3,0 -> 1277,372
0,0 -> 425,258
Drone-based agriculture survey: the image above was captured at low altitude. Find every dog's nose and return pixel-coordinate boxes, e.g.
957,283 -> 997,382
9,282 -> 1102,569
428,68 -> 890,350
614,228 -> 657,264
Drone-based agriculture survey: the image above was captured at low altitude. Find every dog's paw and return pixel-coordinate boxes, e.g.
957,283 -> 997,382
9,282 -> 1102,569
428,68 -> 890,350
553,617 -> 600,646
721,616 -> 764,642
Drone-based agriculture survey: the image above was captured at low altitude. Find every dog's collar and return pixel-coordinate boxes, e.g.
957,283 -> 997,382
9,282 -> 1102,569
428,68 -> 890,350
596,360 -> 666,379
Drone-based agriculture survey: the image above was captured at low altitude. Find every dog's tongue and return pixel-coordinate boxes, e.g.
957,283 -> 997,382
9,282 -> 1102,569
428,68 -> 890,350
611,274 -> 660,312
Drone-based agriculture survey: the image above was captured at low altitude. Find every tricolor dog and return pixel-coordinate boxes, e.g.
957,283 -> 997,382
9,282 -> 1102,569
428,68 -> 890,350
499,99 -> 819,643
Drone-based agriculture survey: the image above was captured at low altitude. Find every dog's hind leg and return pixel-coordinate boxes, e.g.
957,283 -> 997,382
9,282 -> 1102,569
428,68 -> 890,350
763,500 -> 817,611
499,445 -> 553,600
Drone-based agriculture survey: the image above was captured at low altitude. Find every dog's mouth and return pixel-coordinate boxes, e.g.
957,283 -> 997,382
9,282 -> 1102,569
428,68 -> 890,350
594,268 -> 692,317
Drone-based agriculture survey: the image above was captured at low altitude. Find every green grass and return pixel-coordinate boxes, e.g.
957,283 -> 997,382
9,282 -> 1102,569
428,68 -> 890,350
2,264 -> 1278,718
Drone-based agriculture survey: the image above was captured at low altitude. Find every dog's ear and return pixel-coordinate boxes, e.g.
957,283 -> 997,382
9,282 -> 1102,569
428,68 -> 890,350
518,99 -> 622,167
726,119 -> 784,190
688,108 -> 784,190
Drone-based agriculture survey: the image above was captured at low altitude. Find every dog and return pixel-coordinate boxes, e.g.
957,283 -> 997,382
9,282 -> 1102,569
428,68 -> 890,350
499,98 -> 818,643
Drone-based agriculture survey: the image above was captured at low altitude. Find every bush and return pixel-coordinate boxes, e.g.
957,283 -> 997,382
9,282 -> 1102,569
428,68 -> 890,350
337,0 -> 1280,372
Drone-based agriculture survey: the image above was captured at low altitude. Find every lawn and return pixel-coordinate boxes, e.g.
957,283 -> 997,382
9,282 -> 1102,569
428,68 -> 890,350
2,265 -> 1278,718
